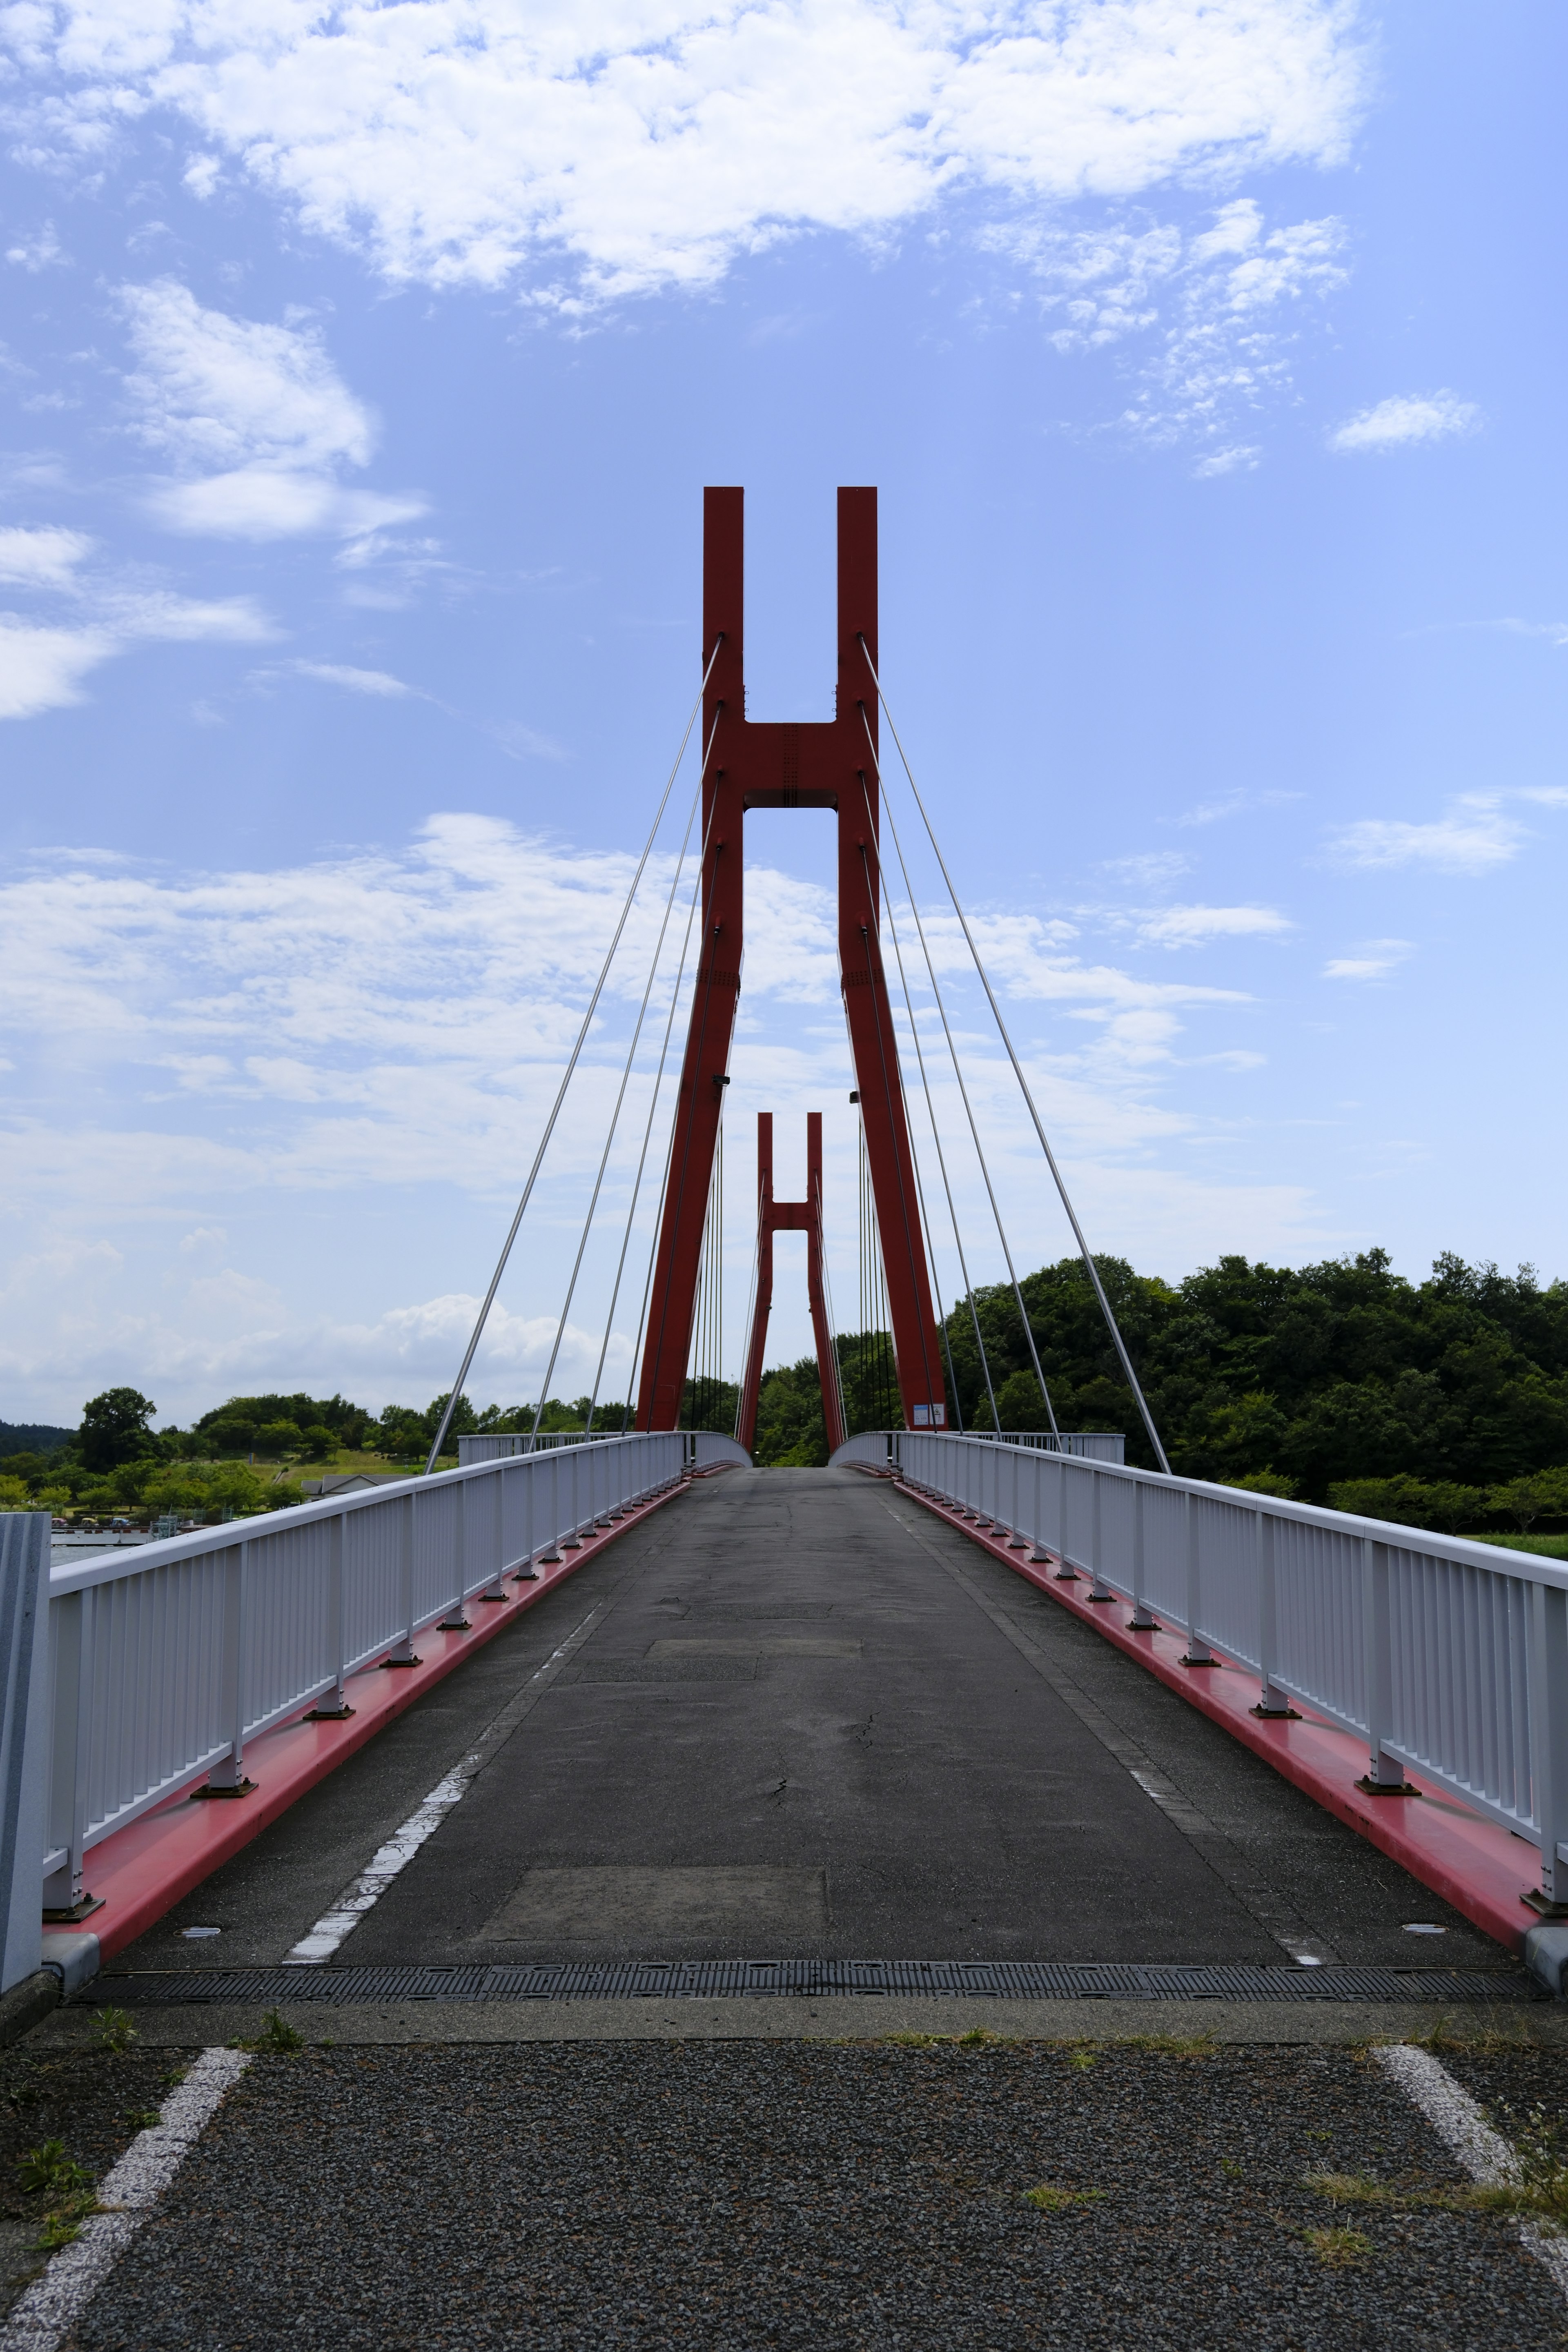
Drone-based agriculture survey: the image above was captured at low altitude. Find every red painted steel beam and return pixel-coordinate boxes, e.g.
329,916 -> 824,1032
637,487 -> 946,1432
736,1113 -> 845,1454
736,1113 -> 775,1452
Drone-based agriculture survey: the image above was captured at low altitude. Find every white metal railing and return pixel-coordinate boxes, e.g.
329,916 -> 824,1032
967,1430 -> 1125,1462
831,1428 -> 1568,1911
459,1430 -> 753,1467
40,1432 -> 688,1915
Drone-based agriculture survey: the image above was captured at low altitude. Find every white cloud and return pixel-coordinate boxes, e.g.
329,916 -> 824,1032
4,220 -> 64,271
999,193 -> 1347,450
12,4 -> 1368,302
118,279 -> 425,540
1193,443 -> 1259,478
294,662 -> 417,699
1327,391 -> 1480,455
1330,805 -> 1521,873
0,619 -> 118,718
1174,786 -> 1301,828
1103,851 -> 1192,888
1322,939 -> 1412,980
0,525 -> 93,588
1139,904 -> 1292,948
0,590 -> 272,717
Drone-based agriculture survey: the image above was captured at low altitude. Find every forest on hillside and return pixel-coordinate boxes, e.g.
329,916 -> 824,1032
747,1250 -> 1568,1530
7,1250 -> 1565,1540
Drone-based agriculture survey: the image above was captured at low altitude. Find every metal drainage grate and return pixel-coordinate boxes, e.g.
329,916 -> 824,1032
92,1958 -> 1540,2006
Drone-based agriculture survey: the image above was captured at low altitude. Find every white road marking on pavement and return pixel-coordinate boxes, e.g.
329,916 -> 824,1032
285,1599 -> 610,1964
0,2047 -> 251,2352
1376,2041 -> 1568,2300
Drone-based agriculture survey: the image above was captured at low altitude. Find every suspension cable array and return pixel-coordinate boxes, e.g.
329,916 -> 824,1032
424,493 -> 1169,1476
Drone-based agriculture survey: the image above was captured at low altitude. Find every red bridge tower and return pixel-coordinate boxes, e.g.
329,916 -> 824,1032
637,488 -> 947,1436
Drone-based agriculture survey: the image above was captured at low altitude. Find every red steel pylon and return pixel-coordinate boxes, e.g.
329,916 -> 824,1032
637,487 -> 947,1435
735,1112 -> 845,1456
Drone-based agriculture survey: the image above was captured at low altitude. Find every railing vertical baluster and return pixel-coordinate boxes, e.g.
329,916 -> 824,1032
1054,1454 -> 1075,1579
386,1496 -> 420,1666
539,1454 -> 563,1565
1128,1481 -> 1157,1628
562,1444 -> 584,1548
1253,1508 -> 1291,1717
43,1588 -> 95,1919
1358,1537 -> 1408,1786
1028,1452 -> 1050,1563
1527,1579 -> 1568,1914
1087,1467 -> 1113,1601
439,1482 -> 472,1628
307,1515 -> 352,1718
1181,1492 -> 1214,1667
202,1539 -> 256,1791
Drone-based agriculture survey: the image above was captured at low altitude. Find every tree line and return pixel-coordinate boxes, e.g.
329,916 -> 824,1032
5,1247 -> 1565,1537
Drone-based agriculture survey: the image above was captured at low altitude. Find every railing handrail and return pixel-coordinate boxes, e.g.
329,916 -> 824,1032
48,1435 -> 662,1597
830,1428 -> 1568,1593
831,1425 -> 1568,1910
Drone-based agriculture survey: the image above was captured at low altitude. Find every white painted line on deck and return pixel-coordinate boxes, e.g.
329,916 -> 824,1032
1376,2041 -> 1568,2300
0,2047 -> 252,2352
285,1599 -> 609,1964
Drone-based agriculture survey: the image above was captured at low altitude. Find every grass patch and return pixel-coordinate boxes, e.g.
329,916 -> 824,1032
91,2009 -> 136,2056
1403,2016 -> 1537,2056
1305,2225 -> 1372,2267
15,2140 -> 89,2199
1469,1532 -> 1568,1560
1023,2184 -> 1105,2212
880,2028 -> 1015,2050
232,2009 -> 304,2055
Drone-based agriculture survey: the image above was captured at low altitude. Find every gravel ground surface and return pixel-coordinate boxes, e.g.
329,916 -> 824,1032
71,2038 -> 1559,2350
0,2027 -> 176,2318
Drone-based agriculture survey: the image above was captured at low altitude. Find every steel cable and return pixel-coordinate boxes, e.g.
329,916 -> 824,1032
858,734 -> 1050,1438
423,636 -> 723,1472
857,638 -> 1172,1474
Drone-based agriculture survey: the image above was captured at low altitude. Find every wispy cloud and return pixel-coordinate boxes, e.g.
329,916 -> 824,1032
293,662 -> 418,699
120,279 -> 425,543
1001,194 -> 1348,455
1173,787 -> 1301,829
1329,800 -> 1521,873
12,5 -> 1369,305
0,526 -> 93,588
1323,939 -> 1412,981
1102,850 -> 1192,888
1327,391 -> 1479,455
1139,904 -> 1292,949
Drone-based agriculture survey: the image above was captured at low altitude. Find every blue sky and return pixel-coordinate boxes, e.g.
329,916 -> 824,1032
1,2 -> 1564,1430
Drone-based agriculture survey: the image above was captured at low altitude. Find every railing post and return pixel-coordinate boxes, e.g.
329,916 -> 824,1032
1028,1452 -> 1050,1562
200,1540 -> 256,1792
1006,1444 -> 1027,1547
1252,1508 -> 1293,1718
1527,1579 -> 1568,1914
1086,1466 -> 1114,1601
307,1513 -> 354,1717
385,1494 -> 421,1666
561,1444 -> 583,1548
538,1454 -> 563,1565
1357,1537 -> 1412,1789
1054,1454 -> 1076,1579
1181,1490 -> 1215,1667
439,1479 -> 472,1628
43,1588 -> 98,1920
1127,1480 -> 1158,1628
479,1467 -> 507,1599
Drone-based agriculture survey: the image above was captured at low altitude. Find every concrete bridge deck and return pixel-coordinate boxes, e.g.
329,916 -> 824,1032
7,1470 -> 1564,2348
98,1470 -> 1511,1979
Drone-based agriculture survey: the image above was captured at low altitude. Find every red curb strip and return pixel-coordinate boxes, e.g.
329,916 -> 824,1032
43,1479 -> 691,1966
897,1478 -> 1539,1954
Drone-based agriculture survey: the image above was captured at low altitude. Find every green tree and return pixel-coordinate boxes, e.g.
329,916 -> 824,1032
256,1420 -> 303,1456
78,1388 -> 159,1473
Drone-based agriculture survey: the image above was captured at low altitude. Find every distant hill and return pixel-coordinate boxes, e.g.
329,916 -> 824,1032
0,1420 -> 74,1459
